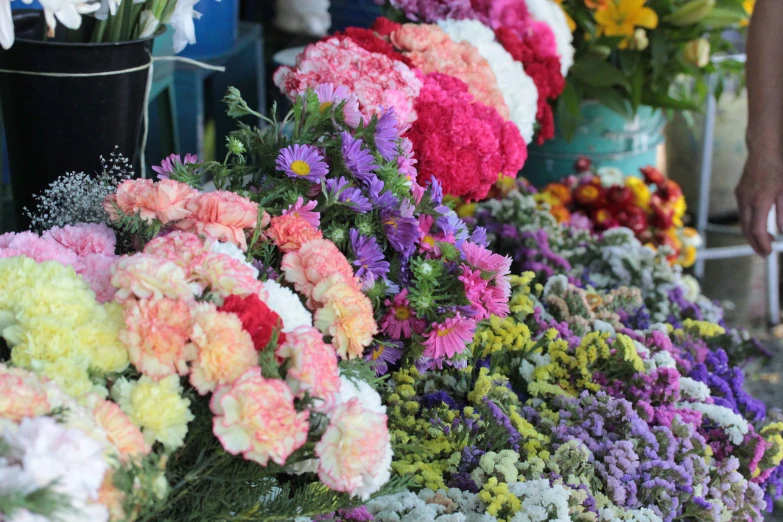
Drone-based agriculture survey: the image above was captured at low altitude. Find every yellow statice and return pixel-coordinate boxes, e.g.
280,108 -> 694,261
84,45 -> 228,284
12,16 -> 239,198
0,257 -> 128,398
480,477 -> 522,520
682,319 -> 726,338
509,409 -> 551,460
509,273 -> 537,319
614,333 -> 646,373
112,374 -> 194,450
472,315 -> 533,358
761,422 -> 783,471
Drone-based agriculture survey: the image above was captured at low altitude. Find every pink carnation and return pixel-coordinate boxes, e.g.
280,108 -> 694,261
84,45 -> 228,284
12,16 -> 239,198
314,281 -> 378,359
120,298 -> 195,380
273,37 -> 422,126
114,179 -> 158,223
74,253 -> 118,303
189,252 -> 264,299
267,214 -> 324,253
189,302 -> 258,395
175,191 -> 262,251
42,223 -> 116,256
0,364 -> 51,421
315,397 -> 391,499
93,398 -> 151,462
0,231 -> 78,267
485,0 -> 559,58
391,23 -> 509,119
154,179 -> 199,224
276,325 -> 341,411
111,254 -> 194,303
211,368 -> 309,466
281,239 -> 360,305
143,231 -> 212,269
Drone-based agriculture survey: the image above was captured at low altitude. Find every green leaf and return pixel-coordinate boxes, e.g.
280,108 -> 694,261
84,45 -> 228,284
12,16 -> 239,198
582,85 -> 633,119
569,56 -> 630,89
641,91 -> 701,111
630,65 -> 644,112
558,80 -> 582,142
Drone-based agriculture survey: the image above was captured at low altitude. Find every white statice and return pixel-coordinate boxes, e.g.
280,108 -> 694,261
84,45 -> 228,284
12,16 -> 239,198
168,0 -> 201,53
525,0 -> 575,76
210,241 -> 259,278
437,19 -> 539,144
600,507 -> 663,522
507,479 -> 571,522
593,320 -> 616,336
679,377 -> 711,401
684,402 -> 749,444
1,417 -> 109,522
643,350 -> 677,372
542,274 -> 569,297
633,339 -> 650,359
366,488 -> 494,522
263,279 -> 313,332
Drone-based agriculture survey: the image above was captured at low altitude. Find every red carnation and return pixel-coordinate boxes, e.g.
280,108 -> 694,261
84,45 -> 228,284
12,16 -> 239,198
640,166 -> 665,185
332,26 -> 411,66
372,16 -> 403,38
495,27 -> 565,145
219,294 -> 286,351
407,72 -> 527,201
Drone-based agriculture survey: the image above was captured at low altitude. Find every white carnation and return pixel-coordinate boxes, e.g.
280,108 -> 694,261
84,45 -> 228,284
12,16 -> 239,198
210,241 -> 259,278
679,377 -> 711,401
525,0 -> 575,75
684,402 -> 749,444
438,19 -> 539,143
263,280 -> 313,332
336,373 -> 386,415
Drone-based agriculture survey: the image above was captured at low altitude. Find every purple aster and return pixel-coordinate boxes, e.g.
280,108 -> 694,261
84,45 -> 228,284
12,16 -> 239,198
436,210 -> 470,247
381,200 -> 418,257
365,340 -> 403,376
152,153 -> 199,180
325,176 -> 371,212
428,178 -> 444,206
350,228 -> 390,289
470,227 -> 488,247
276,144 -> 329,182
341,131 -> 378,184
374,107 -> 400,161
368,177 -> 399,211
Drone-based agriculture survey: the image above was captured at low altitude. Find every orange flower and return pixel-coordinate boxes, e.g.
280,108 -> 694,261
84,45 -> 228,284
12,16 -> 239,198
154,180 -> 198,224
93,398 -> 151,462
267,214 -> 324,253
585,0 -> 608,9
115,179 -> 158,223
549,205 -> 572,224
574,184 -> 603,206
544,183 -> 573,206
176,191 -> 262,251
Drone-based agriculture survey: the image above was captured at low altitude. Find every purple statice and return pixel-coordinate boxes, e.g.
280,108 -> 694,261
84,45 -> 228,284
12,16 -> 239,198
350,229 -> 390,288
341,132 -> 378,185
368,177 -> 399,211
374,107 -> 400,161
483,397 -> 521,451
420,390 -> 458,410
276,144 -> 329,182
447,445 -> 486,493
381,200 -> 418,257
365,341 -> 403,376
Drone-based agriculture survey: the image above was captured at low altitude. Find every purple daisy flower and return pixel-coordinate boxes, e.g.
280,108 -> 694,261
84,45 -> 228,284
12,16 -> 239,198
152,153 -> 199,180
437,210 -> 470,247
374,107 -> 400,161
365,340 -> 403,376
325,176 -> 372,213
382,200 -> 418,257
350,228 -> 390,289
470,227 -> 489,247
368,177 -> 399,211
275,144 -> 329,182
341,132 -> 378,185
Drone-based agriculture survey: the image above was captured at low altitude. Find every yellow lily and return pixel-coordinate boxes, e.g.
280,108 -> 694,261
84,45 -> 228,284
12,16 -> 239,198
594,0 -> 659,49
741,0 -> 755,26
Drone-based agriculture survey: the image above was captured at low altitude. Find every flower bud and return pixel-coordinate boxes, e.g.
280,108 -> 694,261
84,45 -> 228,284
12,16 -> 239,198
629,29 -> 649,51
684,38 -> 710,68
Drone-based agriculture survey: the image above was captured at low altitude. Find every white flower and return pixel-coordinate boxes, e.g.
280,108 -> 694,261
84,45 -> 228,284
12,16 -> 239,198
597,167 -> 625,187
211,241 -> 259,278
168,0 -> 201,54
438,19 -> 539,143
680,275 -> 702,302
679,377 -> 711,401
525,0 -> 575,76
137,10 -> 161,38
263,280 -> 313,332
336,373 -> 385,415
644,350 -> 676,372
0,0 -> 13,50
93,0 -> 120,20
507,479 -> 571,522
593,320 -> 616,335
31,0 -> 99,37
684,402 -> 749,444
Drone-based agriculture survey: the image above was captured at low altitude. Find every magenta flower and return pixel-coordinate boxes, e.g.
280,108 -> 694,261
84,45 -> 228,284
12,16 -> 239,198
422,313 -> 476,360
276,144 -> 329,182
283,196 -> 320,228
379,289 -> 425,340
152,153 -> 199,180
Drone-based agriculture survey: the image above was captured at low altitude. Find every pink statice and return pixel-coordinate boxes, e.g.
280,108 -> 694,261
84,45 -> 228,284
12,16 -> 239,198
42,223 -> 116,256
283,197 -> 320,229
379,289 -> 425,340
273,37 -> 422,126
314,83 -> 362,128
422,313 -> 477,359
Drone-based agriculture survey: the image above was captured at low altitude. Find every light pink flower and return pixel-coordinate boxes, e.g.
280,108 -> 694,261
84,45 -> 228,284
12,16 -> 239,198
211,368 -> 309,466
188,252 -> 264,299
143,231 -> 212,269
154,179 -> 198,224
175,191 -> 262,251
422,313 -> 476,359
0,232 -> 78,267
281,239 -> 360,305
120,298 -> 195,380
74,253 -> 118,303
92,398 -> 151,462
315,397 -> 391,499
42,223 -> 116,256
267,214 -> 324,253
0,364 -> 51,422
313,281 -> 377,359
111,254 -> 194,303
189,302 -> 258,395
283,197 -> 321,229
115,179 -> 158,223
276,326 -> 341,410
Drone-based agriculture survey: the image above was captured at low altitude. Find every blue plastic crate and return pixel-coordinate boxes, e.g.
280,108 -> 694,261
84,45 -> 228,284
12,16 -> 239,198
181,0 -> 239,58
329,0 -> 382,31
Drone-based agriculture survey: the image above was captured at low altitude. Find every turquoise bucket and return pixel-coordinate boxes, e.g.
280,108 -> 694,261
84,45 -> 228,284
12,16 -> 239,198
522,102 -> 666,187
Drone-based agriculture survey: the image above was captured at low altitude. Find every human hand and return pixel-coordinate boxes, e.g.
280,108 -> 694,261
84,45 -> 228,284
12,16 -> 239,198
736,154 -> 783,256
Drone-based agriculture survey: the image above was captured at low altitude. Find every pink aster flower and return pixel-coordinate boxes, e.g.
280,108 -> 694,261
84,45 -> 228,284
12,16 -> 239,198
462,240 -> 512,299
315,397 -> 392,499
422,313 -> 477,359
211,368 -> 309,466
283,197 -> 321,229
42,223 -> 116,256
314,83 -> 362,128
276,325 -> 341,411
152,153 -> 199,180
379,289 -> 425,340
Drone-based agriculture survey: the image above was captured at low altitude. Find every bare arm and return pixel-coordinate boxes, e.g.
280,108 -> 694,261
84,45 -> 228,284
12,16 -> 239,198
736,0 -> 783,256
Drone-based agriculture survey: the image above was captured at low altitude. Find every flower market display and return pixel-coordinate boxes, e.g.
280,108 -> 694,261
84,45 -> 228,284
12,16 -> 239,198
2,13 -> 783,522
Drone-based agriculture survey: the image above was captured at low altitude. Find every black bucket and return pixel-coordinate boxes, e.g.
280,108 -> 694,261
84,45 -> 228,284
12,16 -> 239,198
0,11 -> 159,230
